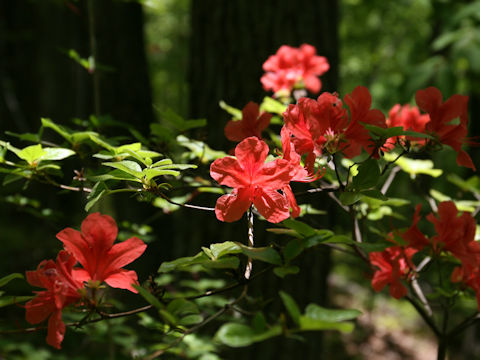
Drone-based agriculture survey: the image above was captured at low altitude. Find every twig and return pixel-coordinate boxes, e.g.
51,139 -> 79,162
244,207 -> 254,279
380,166 -> 400,195
410,277 -> 432,317
145,286 -> 249,360
157,192 -> 215,212
381,149 -> 407,175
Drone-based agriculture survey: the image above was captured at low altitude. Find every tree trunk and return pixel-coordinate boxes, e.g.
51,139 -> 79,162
188,1 -> 339,358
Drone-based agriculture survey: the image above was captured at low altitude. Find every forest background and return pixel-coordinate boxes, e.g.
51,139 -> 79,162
1,0 -> 480,359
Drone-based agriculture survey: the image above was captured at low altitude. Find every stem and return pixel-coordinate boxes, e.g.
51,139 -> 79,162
380,166 -> 400,195
244,207 -> 254,279
145,286 -> 248,360
331,154 -> 345,189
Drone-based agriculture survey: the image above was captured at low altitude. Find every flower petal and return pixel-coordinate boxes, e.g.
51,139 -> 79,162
47,310 -> 66,349
215,188 -> 252,222
25,292 -> 55,324
234,137 -> 269,174
56,228 -> 89,270
104,269 -> 139,293
81,213 -> 118,251
210,157 -> 248,188
103,237 -> 147,273
254,158 -> 293,189
253,189 -> 290,223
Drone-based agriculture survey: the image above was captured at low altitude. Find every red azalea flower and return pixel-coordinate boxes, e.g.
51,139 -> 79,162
415,87 -> 475,170
224,102 -> 272,142
369,246 -> 417,299
451,261 -> 480,310
283,86 -> 385,161
426,201 -> 480,265
400,204 -> 429,251
56,213 -> 147,293
25,250 -> 84,349
384,104 -> 430,151
210,136 -> 295,223
261,44 -> 329,96
342,86 -> 386,158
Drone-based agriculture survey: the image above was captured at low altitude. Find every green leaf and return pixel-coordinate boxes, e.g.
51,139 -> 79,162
236,244 -> 282,265
303,304 -> 362,322
279,291 -> 301,325
88,169 -> 139,182
219,100 -> 242,119
177,135 -> 226,163
352,159 -> 380,190
17,144 -> 45,165
158,252 -> 240,273
273,265 -> 300,278
339,190 -> 363,206
0,273 -> 24,287
361,189 -> 388,201
0,296 -> 33,308
103,160 -> 143,178
282,219 -> 317,237
384,153 -> 442,178
40,147 -> 76,161
143,168 -> 180,181
132,284 -> 164,310
167,298 -> 199,317
260,96 -> 287,115
179,314 -> 204,326
215,323 -> 282,347
298,316 -> 354,333
209,242 -> 242,259
85,182 -> 109,212
303,233 -> 332,247
283,239 -> 304,263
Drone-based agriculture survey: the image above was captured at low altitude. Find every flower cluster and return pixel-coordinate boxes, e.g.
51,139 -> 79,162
283,86 -> 386,171
369,201 -> 480,302
25,213 -> 147,349
384,88 -> 475,170
261,44 -> 329,97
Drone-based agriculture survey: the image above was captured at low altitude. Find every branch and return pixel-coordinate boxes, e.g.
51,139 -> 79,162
406,295 -> 440,337
144,286 -> 249,360
244,207 -> 254,279
380,166 -> 400,195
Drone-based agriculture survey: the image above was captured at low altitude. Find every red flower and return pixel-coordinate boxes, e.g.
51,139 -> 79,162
370,246 -> 417,299
56,213 -> 147,293
25,251 -> 84,349
210,136 -> 295,223
384,104 -> 430,150
426,201 -> 480,265
224,102 -> 272,142
415,87 -> 475,170
400,204 -> 429,251
283,86 -> 385,161
261,44 -> 329,96
451,261 -> 480,309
